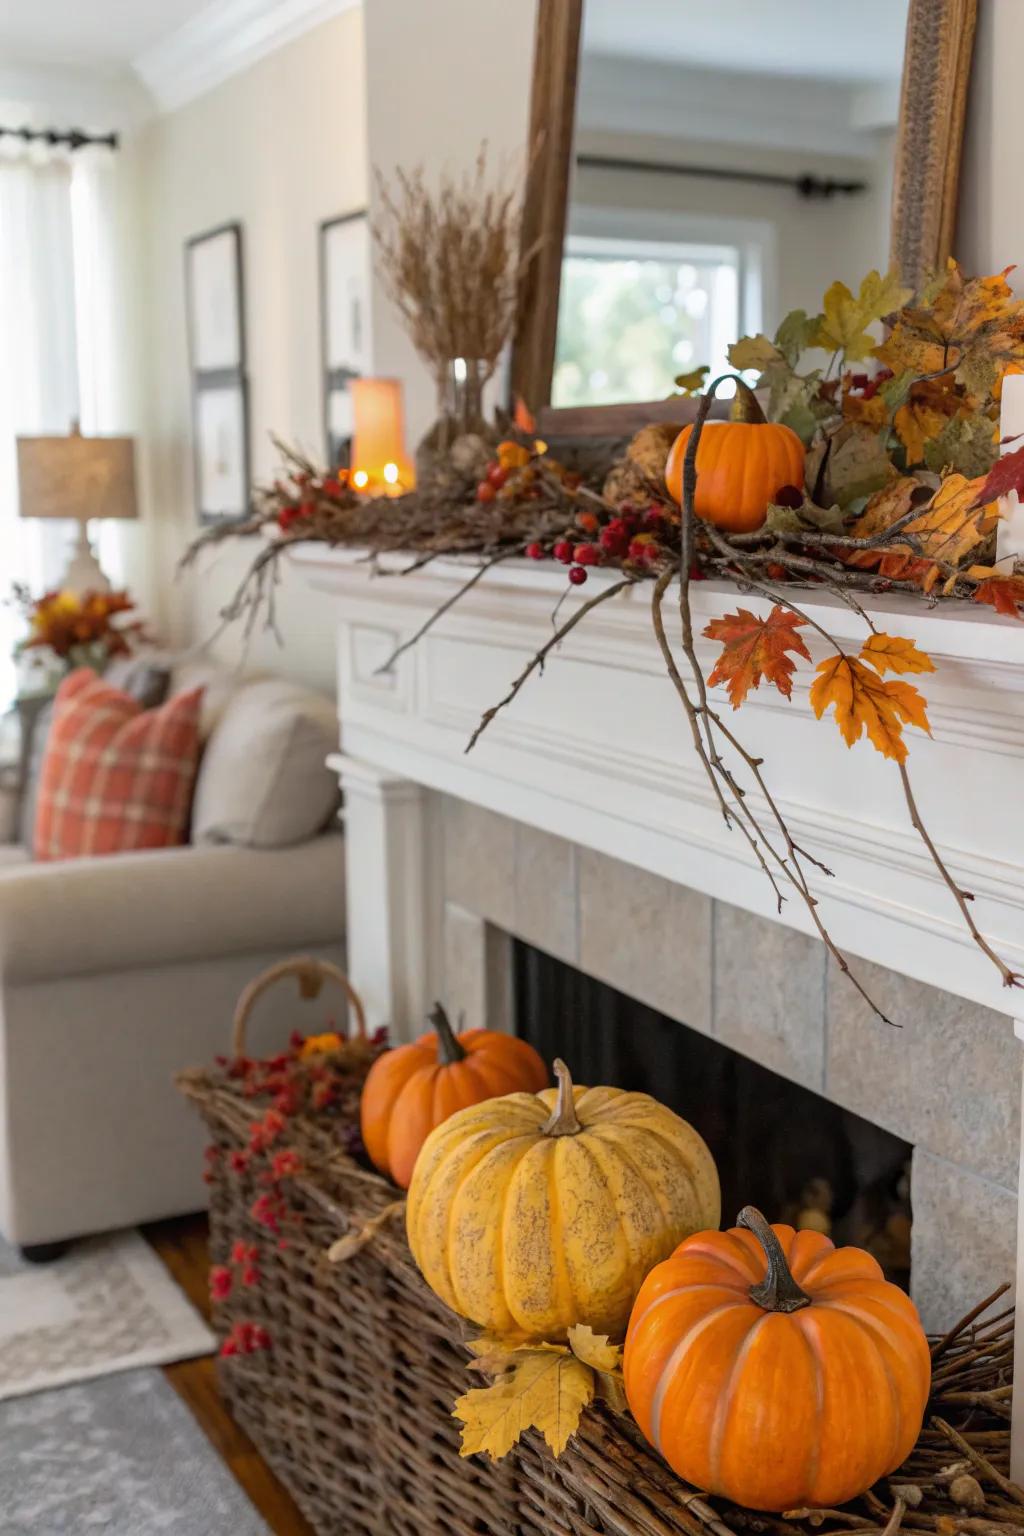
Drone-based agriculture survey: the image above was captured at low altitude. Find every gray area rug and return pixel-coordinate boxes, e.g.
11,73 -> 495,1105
0,1367 -> 271,1534
0,1236 -> 269,1533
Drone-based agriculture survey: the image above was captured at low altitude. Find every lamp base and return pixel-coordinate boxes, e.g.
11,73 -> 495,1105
62,523 -> 110,597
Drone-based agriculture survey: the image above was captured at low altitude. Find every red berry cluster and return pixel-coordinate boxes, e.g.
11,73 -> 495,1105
525,502 -> 672,585
846,366 -> 894,401
220,1320 -> 272,1358
276,469 -> 350,531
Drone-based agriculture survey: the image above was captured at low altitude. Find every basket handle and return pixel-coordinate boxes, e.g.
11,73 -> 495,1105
231,955 -> 368,1059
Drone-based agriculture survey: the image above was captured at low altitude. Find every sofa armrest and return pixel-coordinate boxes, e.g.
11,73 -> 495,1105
0,833 -> 345,984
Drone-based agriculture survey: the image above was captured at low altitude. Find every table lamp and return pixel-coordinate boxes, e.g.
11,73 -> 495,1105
350,378 -> 415,495
17,422 -> 137,595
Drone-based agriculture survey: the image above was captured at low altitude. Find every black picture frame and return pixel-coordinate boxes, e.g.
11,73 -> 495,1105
318,209 -> 370,469
184,221 -> 250,524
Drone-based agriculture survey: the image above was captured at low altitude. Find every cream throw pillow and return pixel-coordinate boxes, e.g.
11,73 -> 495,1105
191,679 -> 339,848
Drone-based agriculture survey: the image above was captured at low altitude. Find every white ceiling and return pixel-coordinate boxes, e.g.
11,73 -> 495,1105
582,0 -> 910,84
0,0 -> 213,70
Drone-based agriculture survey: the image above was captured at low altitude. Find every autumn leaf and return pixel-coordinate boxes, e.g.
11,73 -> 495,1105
704,606 -> 811,708
859,634 -> 936,677
774,308 -> 819,368
810,655 -> 931,763
922,412 -> 998,479
842,390 -> 888,432
974,441 -> 1024,506
905,473 -> 1000,569
674,365 -> 710,395
894,386 -> 959,464
727,333 -> 782,374
824,423 -> 899,508
875,262 -> 1024,402
973,573 -> 1024,617
814,270 -> 913,362
567,1325 -> 621,1374
454,1350 -> 594,1460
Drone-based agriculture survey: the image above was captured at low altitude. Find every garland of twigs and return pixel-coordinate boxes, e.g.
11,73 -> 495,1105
182,401 -> 1022,1026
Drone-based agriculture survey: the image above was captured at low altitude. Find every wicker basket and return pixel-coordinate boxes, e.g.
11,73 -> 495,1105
180,958 -> 1017,1536
179,956 -> 525,1536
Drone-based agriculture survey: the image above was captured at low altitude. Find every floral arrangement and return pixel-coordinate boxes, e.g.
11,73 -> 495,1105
183,260 -> 1024,1023
12,584 -> 142,672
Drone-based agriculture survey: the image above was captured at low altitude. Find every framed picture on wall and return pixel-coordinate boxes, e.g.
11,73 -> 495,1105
185,222 -> 250,523
319,210 -> 371,469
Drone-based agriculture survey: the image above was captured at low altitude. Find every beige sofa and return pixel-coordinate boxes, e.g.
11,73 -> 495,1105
0,658 -> 345,1251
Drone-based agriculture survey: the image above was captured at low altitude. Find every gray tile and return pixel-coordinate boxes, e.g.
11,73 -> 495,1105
826,958 -> 1019,1188
513,823 -> 578,964
713,903 -> 826,1090
442,902 -> 489,1031
578,848 -> 712,1032
910,1150 -> 1016,1332
441,796 -> 516,930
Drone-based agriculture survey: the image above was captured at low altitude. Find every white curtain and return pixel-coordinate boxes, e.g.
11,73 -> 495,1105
0,151 -> 79,702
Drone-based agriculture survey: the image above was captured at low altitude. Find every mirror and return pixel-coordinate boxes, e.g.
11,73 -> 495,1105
514,0 -> 978,425
552,0 -> 909,410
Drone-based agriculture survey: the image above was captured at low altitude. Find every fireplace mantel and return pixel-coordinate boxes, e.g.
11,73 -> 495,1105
295,544 -> 1024,1023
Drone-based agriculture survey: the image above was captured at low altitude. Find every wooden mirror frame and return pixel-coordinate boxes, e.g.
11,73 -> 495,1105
513,0 -> 978,436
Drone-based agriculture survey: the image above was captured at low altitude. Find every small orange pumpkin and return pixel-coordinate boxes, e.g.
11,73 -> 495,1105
624,1206 -> 930,1512
360,1004 -> 548,1189
665,383 -> 804,533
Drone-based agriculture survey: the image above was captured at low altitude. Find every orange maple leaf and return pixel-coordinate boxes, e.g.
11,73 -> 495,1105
859,634 -> 936,677
850,474 -> 999,591
810,654 -> 931,763
973,574 -> 1024,618
704,606 -> 811,709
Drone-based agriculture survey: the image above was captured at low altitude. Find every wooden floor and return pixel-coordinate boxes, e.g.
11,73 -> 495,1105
144,1214 -> 316,1536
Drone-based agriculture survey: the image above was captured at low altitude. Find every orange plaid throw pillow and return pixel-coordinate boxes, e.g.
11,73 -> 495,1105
33,668 -> 205,860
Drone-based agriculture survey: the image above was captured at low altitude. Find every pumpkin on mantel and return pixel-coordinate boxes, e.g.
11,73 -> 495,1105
360,1003 -> 547,1190
407,1059 -> 721,1340
665,381 -> 805,533
624,1207 -> 931,1512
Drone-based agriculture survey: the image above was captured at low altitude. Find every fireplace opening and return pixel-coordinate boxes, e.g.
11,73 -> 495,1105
512,940 -> 913,1289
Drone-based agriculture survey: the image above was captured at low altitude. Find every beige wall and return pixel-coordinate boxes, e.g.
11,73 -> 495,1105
362,0 -> 537,449
132,7 -> 368,693
959,0 -> 1020,282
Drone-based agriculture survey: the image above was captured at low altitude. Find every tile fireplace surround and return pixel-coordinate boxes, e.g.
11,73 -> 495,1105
295,546 -> 1024,1471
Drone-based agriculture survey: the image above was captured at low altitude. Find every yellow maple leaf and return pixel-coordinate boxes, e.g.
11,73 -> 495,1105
567,1325 -> 622,1374
727,333 -> 781,374
815,269 -> 912,361
875,262 -> 1024,400
859,634 -> 936,677
810,655 -> 931,763
454,1351 -> 594,1461
905,473 -> 1000,568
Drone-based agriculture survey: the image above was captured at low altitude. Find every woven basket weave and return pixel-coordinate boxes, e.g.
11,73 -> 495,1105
180,957 -> 1016,1536
179,956 -> 525,1536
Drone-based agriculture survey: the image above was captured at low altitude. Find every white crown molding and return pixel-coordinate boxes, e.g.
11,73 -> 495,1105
133,0 -> 362,115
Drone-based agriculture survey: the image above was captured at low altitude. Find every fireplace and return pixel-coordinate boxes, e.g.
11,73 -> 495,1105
296,540 -> 1024,1473
513,939 -> 912,1288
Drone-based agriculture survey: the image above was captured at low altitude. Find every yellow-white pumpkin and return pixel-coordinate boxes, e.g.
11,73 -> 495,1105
406,1059 -> 720,1339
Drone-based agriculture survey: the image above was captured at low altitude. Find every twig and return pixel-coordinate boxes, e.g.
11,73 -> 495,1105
465,577 -> 637,753
376,552 -> 512,673
933,1420 -> 1024,1508
933,1286 -> 1013,1362
898,765 -> 1021,989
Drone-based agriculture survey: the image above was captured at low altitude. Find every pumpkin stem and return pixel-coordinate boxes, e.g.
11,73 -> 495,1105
429,1002 -> 466,1066
730,378 -> 767,425
541,1058 -> 582,1137
737,1206 -> 812,1314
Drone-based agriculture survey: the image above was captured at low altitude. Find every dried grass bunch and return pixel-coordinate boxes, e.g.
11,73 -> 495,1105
372,144 -> 526,391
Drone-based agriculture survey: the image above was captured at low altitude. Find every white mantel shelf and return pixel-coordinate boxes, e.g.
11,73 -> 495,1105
295,543 -> 1024,1023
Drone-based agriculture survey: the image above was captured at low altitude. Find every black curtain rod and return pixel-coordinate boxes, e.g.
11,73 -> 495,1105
576,153 -> 866,200
0,125 -> 118,152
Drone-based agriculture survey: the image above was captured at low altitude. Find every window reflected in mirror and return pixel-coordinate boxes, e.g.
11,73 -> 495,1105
553,0 -> 910,409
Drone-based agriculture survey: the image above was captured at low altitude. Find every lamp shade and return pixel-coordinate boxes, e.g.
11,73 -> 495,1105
350,377 -> 414,494
17,429 -> 137,523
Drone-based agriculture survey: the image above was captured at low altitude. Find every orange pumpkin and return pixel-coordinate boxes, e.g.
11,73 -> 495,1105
665,384 -> 804,534
624,1206 -> 931,1512
360,1004 -> 548,1189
